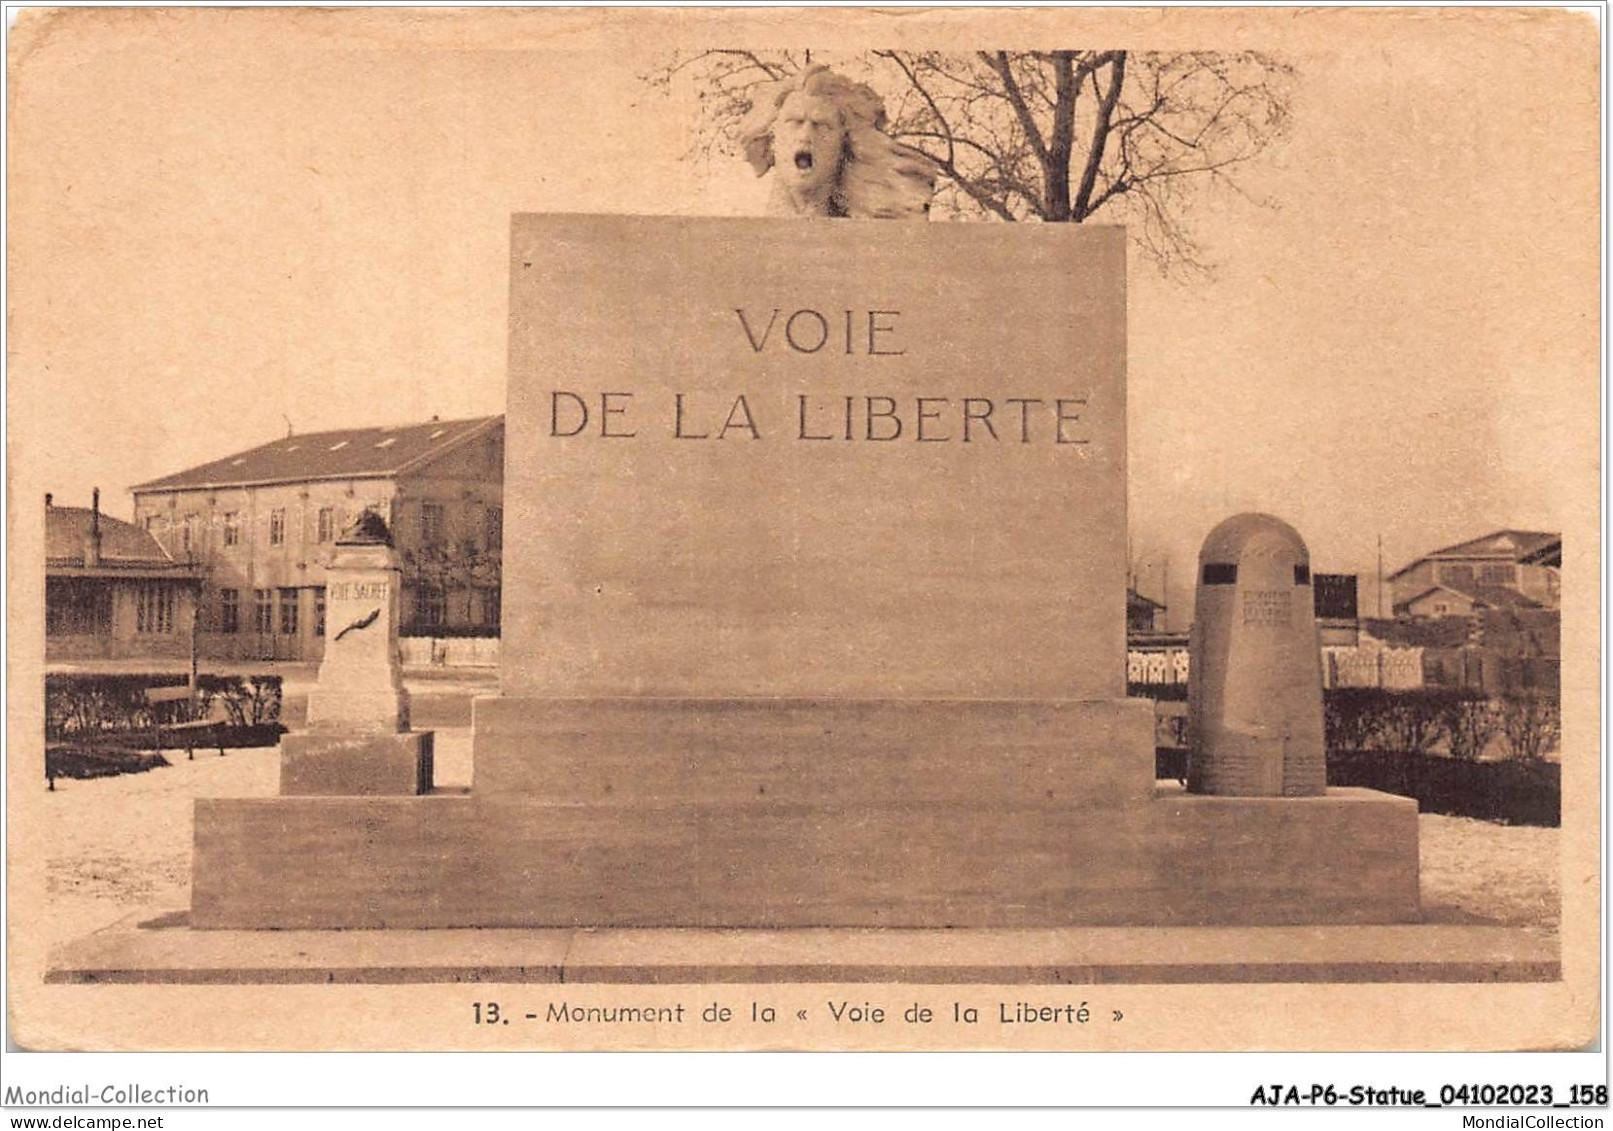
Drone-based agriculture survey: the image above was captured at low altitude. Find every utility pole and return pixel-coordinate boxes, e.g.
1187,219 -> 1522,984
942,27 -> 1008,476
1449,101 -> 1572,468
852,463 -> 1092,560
1376,534 -> 1385,619
1162,555 -> 1171,632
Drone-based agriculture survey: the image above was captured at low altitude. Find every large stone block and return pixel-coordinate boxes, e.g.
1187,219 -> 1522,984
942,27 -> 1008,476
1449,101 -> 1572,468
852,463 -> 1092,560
471,696 -> 1157,808
279,730 -> 434,796
190,788 -> 1419,930
502,215 -> 1128,701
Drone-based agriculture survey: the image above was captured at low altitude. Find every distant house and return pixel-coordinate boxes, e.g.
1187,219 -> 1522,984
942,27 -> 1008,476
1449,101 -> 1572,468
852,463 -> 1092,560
1389,530 -> 1560,618
46,491 -> 201,662
1126,588 -> 1166,634
131,416 -> 504,661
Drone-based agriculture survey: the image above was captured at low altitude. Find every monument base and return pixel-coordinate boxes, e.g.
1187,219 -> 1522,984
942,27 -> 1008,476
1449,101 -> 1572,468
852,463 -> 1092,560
192,697 -> 1419,929
279,730 -> 434,797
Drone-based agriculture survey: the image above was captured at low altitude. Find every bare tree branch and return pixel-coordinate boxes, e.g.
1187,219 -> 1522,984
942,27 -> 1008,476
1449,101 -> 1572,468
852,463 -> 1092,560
643,48 -> 1294,275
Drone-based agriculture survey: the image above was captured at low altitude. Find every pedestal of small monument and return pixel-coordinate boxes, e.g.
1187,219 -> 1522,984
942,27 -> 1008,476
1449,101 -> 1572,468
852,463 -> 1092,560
189,216 -> 1418,931
271,518 -> 433,800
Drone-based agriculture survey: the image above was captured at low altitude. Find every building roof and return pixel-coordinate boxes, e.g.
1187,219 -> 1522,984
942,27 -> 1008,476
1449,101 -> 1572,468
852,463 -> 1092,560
1126,588 -> 1166,612
1520,540 -> 1562,568
47,506 -> 177,569
1392,583 -> 1543,617
131,415 -> 502,493
1462,585 -> 1544,610
1389,529 -> 1561,579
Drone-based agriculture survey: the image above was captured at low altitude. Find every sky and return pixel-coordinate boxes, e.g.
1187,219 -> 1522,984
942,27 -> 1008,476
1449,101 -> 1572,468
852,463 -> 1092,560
9,7 -> 1600,626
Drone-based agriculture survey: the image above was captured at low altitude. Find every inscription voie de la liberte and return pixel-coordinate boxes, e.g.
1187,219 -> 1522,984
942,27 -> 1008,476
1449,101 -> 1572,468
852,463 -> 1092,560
543,308 -> 1095,446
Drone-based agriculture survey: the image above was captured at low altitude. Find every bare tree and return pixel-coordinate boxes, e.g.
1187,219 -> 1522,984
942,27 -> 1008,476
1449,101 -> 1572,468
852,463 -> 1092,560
1499,691 -> 1561,763
1444,692 -> 1502,761
644,49 -> 1293,275
1376,691 -> 1450,756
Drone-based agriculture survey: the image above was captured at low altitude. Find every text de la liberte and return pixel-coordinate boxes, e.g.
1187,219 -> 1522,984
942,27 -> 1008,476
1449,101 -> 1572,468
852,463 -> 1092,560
546,308 -> 1092,445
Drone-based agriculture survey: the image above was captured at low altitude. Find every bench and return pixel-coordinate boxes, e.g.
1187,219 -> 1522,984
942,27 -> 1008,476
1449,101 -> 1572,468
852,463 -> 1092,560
144,686 -> 227,760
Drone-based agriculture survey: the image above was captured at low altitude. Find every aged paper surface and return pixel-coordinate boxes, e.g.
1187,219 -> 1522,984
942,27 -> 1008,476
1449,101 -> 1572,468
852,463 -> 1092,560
5,6 -> 1600,1058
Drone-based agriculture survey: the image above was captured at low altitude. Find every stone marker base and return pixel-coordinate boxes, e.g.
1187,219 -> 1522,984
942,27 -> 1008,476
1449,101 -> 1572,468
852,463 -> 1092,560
49,915 -> 1558,985
279,730 -> 433,797
191,785 -> 1419,930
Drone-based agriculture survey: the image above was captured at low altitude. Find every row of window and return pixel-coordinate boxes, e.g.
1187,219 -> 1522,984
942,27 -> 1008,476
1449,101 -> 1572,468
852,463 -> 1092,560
135,584 -> 176,634
1437,563 -> 1519,586
46,581 -> 179,636
209,586 -> 500,634
148,505 -> 503,555
411,586 -> 501,627
216,588 -> 324,636
153,508 -> 337,551
44,579 -> 113,636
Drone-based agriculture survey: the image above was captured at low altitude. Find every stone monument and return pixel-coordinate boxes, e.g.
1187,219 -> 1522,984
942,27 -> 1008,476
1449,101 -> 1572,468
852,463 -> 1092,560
187,215 -> 1420,930
276,509 -> 432,796
1188,514 -> 1329,797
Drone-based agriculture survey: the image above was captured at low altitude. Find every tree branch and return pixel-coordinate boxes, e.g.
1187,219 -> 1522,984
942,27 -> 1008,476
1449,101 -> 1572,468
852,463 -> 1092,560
1045,51 -> 1077,220
983,51 -> 1050,167
1072,52 -> 1126,220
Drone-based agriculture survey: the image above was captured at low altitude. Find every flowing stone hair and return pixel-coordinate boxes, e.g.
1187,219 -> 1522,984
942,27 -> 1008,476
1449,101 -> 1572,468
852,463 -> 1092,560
737,65 -> 937,220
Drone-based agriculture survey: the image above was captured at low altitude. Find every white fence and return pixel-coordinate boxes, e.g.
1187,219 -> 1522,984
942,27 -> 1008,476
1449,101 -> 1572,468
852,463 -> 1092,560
399,637 -> 500,668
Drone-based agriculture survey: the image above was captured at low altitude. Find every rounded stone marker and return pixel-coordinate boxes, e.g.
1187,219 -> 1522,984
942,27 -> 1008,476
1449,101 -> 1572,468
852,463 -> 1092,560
1187,513 -> 1327,797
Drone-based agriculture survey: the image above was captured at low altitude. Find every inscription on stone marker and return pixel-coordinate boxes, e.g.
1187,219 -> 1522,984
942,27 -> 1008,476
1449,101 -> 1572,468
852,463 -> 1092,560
328,582 -> 389,601
1242,589 -> 1292,627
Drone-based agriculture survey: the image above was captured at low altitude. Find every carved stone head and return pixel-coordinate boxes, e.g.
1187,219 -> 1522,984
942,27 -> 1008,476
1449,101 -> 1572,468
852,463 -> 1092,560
737,65 -> 937,220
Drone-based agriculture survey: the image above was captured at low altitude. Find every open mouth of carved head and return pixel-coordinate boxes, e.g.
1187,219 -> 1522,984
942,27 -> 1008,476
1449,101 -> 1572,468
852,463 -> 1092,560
794,149 -> 814,171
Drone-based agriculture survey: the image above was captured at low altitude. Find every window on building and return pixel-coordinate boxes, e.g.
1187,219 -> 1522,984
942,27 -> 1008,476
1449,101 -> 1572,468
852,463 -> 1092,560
421,502 -> 445,549
269,508 -> 286,546
416,586 -> 446,628
279,588 -> 300,636
254,589 -> 273,634
317,507 -> 335,544
180,513 -> 197,556
136,584 -> 175,634
219,588 -> 240,634
314,588 -> 326,637
222,512 -> 240,546
480,586 -> 501,628
1479,563 -> 1518,585
46,579 -> 111,636
1439,564 -> 1475,588
485,507 -> 503,554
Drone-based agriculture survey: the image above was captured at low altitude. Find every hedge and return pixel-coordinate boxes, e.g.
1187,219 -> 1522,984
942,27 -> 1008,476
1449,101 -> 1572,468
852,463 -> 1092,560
44,673 -> 283,742
1153,747 -> 1558,826
1144,686 -> 1561,825
1327,749 -> 1558,826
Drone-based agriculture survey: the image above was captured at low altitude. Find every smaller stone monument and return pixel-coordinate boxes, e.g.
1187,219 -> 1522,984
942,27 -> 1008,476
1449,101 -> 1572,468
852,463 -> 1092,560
1188,513 -> 1328,797
279,509 -> 433,796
